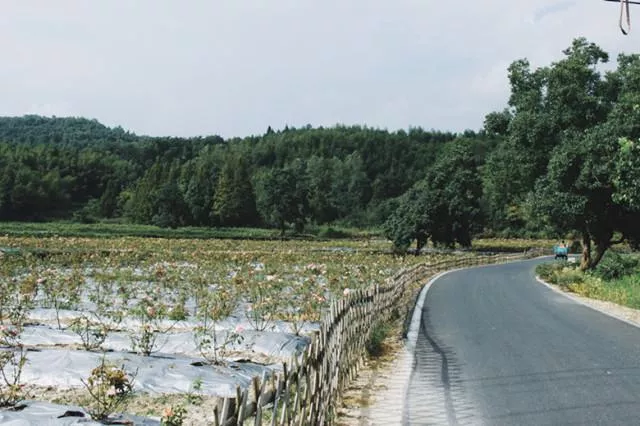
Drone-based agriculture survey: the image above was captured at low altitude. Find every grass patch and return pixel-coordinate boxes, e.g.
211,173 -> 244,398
473,238 -> 555,253
0,221 -> 278,240
537,252 -> 640,309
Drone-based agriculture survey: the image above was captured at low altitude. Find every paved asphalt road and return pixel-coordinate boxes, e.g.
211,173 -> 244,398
404,257 -> 640,425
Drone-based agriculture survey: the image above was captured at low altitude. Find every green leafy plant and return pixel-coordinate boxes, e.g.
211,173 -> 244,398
69,315 -> 109,351
593,251 -> 639,281
366,321 -> 390,358
185,377 -> 203,406
0,272 -> 35,407
279,276 -> 327,335
193,288 -> 242,365
128,293 -> 175,356
38,267 -> 83,329
244,273 -> 279,332
0,325 -> 28,407
168,296 -> 188,321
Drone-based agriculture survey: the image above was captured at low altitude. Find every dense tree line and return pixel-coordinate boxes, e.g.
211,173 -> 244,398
0,116 -> 480,231
385,38 -> 640,268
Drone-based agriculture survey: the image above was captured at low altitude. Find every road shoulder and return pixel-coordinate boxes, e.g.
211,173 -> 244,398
535,275 -> 640,329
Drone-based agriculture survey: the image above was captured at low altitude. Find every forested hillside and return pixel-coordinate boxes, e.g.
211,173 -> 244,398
0,115 -> 492,230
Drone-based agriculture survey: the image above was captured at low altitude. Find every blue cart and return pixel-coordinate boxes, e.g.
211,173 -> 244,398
554,246 -> 568,260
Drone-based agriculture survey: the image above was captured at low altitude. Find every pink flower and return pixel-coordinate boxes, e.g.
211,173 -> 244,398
235,325 -> 244,333
162,407 -> 174,418
0,325 -> 18,338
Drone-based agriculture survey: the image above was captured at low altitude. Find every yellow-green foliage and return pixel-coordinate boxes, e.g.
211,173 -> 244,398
474,238 -> 556,253
538,260 -> 640,309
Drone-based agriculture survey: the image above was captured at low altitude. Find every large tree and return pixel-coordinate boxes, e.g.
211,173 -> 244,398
525,46 -> 640,269
211,155 -> 259,227
384,138 -> 482,252
255,160 -> 310,236
483,38 -> 614,231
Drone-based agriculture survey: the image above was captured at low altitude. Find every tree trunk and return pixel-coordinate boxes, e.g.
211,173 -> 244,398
590,238 -> 611,270
580,230 -> 613,270
580,232 -> 591,271
415,234 -> 427,256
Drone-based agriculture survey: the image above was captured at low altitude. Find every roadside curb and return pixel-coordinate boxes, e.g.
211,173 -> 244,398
405,269 -> 451,350
535,275 -> 640,330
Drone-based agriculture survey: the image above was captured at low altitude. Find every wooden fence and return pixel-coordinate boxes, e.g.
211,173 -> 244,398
213,251 -> 537,425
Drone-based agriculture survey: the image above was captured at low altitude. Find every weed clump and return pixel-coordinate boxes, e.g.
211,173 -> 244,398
366,322 -> 390,358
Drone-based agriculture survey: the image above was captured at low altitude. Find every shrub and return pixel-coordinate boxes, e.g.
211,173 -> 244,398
536,262 -> 584,286
593,252 -> 639,281
536,262 -> 571,283
69,316 -> 109,351
168,301 -> 188,321
555,268 -> 584,287
535,263 -> 559,282
0,325 -> 28,408
128,294 -> 171,356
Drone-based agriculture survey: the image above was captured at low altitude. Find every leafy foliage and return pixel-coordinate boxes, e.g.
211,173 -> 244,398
384,139 -> 482,252
486,38 -> 640,268
593,251 -> 639,281
0,119 -> 460,231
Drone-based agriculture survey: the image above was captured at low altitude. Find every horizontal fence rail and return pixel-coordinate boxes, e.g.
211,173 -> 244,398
213,251 -> 540,425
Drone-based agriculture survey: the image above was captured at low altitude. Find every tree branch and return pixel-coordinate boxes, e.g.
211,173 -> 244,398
610,234 -> 626,245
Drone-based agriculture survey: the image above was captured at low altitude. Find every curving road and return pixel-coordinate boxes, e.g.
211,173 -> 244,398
404,258 -> 640,425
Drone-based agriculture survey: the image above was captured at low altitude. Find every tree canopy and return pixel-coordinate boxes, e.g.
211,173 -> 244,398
487,38 -> 640,268
384,138 -> 482,252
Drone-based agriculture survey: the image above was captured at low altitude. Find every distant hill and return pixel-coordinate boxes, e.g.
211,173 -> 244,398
0,115 -> 142,147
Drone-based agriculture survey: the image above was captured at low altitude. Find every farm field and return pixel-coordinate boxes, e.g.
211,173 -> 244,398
0,221 -> 381,241
0,234 -> 469,424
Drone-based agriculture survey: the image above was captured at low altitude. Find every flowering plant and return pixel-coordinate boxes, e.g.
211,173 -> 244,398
128,293 -> 172,356
81,356 -> 136,421
0,271 -> 34,407
161,405 -> 186,426
69,315 -> 109,351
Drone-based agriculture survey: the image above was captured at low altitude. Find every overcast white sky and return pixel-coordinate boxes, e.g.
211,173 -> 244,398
1,1 -> 638,138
